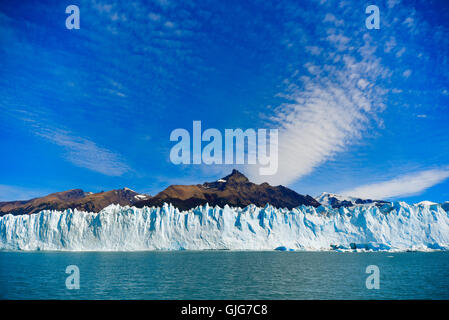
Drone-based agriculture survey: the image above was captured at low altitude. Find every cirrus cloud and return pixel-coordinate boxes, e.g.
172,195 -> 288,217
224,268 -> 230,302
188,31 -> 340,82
37,129 -> 130,176
340,167 -> 449,200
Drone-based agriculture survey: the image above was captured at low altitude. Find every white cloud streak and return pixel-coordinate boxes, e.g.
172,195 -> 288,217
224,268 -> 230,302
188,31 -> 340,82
245,4 -> 394,186
37,129 -> 130,176
0,185 -> 48,202
248,51 -> 387,185
340,168 -> 449,200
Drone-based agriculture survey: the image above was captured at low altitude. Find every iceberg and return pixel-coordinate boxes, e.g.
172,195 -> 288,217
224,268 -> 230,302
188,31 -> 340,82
1,202 -> 449,251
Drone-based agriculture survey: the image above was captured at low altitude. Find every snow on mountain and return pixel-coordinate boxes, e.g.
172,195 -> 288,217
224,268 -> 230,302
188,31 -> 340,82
315,192 -> 389,208
134,194 -> 149,200
1,202 -> 449,251
416,201 -> 438,206
315,192 -> 357,206
134,170 -> 320,210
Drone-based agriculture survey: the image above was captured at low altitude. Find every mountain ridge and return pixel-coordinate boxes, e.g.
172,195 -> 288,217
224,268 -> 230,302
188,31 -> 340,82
133,169 -> 320,210
0,170 -> 319,215
0,188 -> 149,216
315,192 -> 390,208
2,170 -> 445,216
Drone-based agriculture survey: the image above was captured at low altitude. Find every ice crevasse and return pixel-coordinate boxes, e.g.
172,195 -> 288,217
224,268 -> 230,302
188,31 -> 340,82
1,202 -> 449,251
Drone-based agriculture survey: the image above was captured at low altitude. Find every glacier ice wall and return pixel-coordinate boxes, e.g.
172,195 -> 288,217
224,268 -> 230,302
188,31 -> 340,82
1,202 -> 449,251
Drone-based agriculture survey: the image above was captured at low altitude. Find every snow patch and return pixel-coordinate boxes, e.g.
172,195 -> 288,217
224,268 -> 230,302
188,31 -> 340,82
416,201 -> 438,206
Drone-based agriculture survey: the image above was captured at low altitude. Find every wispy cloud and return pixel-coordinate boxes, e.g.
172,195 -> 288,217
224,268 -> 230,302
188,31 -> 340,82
255,62 -> 385,186
248,13 -> 388,185
396,47 -> 406,57
0,185 -> 49,202
37,129 -> 130,176
402,69 -> 412,78
323,13 -> 344,27
340,168 -> 449,200
5,105 -> 131,177
387,0 -> 401,8
403,17 -> 415,29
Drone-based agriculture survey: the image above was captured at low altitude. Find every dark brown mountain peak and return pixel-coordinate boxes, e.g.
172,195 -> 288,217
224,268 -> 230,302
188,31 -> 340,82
222,169 -> 249,184
0,170 -> 318,215
54,189 -> 87,201
134,170 -> 320,210
202,169 -> 250,190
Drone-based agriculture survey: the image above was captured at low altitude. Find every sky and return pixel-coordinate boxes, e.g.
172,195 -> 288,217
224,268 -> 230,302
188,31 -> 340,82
0,0 -> 448,203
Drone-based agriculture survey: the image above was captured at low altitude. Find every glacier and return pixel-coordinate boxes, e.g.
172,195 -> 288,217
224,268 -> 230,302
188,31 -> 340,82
1,202 -> 449,251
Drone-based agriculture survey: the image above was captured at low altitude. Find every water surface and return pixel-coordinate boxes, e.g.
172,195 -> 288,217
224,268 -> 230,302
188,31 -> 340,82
1,251 -> 448,299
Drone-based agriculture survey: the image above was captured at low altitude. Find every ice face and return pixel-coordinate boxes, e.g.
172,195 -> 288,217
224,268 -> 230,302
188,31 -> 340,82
1,202 -> 448,251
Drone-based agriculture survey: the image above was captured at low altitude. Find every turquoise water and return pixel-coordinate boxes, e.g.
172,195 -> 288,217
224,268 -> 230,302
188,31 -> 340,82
1,251 -> 448,299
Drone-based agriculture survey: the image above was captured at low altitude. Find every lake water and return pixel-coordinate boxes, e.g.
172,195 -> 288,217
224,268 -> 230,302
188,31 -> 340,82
1,251 -> 448,300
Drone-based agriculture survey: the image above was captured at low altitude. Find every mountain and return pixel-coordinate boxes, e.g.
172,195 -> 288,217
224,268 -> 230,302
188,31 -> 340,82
134,169 -> 320,210
0,188 -> 150,216
315,192 -> 389,208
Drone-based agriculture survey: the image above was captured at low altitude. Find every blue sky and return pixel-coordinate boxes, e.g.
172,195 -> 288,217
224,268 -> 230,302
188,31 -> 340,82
0,0 -> 448,203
